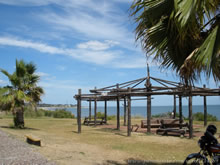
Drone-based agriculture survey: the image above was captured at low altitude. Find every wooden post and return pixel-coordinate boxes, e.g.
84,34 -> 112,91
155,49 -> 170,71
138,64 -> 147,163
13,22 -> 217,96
127,88 -> 131,136
203,85 -> 207,127
124,97 -> 127,126
147,95 -> 151,133
104,100 -> 107,124
179,95 -> 182,129
146,65 -> 151,133
116,84 -> 120,130
77,89 -> 81,133
173,95 -> 176,119
189,95 -> 193,138
89,99 -> 92,121
94,97 -> 97,126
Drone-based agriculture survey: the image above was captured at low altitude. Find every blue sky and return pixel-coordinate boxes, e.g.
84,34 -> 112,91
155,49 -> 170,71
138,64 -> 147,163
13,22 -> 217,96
0,0 -> 219,106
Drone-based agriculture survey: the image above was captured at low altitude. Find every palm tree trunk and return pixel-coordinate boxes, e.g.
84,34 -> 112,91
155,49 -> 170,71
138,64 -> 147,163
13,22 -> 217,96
14,108 -> 24,128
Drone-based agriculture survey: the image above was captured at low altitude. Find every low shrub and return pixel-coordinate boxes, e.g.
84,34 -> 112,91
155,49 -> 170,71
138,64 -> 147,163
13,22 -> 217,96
24,108 -> 44,118
53,109 -> 74,118
193,112 -> 217,121
92,112 -> 116,120
24,107 -> 75,118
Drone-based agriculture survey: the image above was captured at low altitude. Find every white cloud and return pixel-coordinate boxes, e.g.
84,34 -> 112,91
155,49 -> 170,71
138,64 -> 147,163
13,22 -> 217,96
113,57 -> 147,69
0,36 -> 148,68
0,37 -> 64,54
77,40 -> 119,51
56,65 -> 66,71
36,72 -> 50,77
0,0 -> 62,6
0,79 -> 6,85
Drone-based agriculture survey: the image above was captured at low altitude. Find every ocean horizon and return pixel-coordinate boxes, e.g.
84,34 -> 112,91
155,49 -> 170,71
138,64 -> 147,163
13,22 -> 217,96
59,105 -> 220,120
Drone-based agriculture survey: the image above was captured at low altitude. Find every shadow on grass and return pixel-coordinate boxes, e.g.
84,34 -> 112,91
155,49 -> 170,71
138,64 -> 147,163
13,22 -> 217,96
96,128 -> 127,137
101,159 -> 183,165
0,126 -> 40,131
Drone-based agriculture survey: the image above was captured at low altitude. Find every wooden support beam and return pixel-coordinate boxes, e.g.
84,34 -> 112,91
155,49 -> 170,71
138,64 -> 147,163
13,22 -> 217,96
117,84 -> 120,130
189,95 -> 193,139
77,89 -> 81,133
104,100 -> 107,124
179,95 -> 182,129
173,95 -> 176,119
94,97 -> 97,127
89,99 -> 91,121
146,65 -> 152,134
127,88 -> 131,136
147,95 -> 151,133
203,85 -> 207,127
124,97 -> 127,126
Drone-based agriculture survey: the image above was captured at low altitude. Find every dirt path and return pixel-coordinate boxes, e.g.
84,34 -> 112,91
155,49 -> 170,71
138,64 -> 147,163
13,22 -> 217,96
0,129 -> 56,165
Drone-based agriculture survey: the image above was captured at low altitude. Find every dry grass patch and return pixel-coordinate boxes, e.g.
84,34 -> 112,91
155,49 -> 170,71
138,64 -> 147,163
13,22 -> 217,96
0,117 -> 219,164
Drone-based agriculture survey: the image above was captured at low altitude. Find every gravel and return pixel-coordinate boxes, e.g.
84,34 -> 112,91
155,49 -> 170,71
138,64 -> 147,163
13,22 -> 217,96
0,129 -> 56,165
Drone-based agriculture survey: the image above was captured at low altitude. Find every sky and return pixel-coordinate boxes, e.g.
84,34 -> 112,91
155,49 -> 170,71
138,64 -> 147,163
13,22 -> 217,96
0,0 -> 219,106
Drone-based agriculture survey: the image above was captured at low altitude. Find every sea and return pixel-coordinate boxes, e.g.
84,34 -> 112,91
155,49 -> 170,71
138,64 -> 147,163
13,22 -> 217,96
62,105 -> 220,120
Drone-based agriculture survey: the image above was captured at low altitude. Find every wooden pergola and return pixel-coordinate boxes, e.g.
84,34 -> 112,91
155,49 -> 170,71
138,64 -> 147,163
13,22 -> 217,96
74,71 -> 220,138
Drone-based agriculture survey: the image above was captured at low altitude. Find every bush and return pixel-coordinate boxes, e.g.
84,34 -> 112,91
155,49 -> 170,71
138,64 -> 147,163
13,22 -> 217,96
53,109 -> 74,118
24,108 -> 75,119
152,112 -> 185,119
193,112 -> 217,121
24,108 -> 44,118
92,112 -> 116,120
44,110 -> 54,117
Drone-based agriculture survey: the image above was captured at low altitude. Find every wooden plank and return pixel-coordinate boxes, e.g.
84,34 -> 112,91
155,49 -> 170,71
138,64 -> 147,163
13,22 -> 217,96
26,135 -> 41,146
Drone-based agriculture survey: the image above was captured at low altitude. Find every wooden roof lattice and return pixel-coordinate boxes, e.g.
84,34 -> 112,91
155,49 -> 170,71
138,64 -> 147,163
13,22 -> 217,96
74,76 -> 220,101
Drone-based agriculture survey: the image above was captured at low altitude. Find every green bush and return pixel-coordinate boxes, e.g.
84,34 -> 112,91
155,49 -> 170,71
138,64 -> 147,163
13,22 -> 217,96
23,108 -> 75,119
53,109 -> 74,118
24,108 -> 44,118
152,112 -> 185,119
193,112 -> 217,121
95,112 -> 115,120
44,110 -> 54,117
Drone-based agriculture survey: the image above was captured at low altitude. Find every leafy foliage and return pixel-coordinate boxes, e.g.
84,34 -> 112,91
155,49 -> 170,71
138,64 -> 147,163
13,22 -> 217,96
53,109 -> 74,118
130,0 -> 220,84
0,59 -> 44,127
193,112 -> 218,121
96,112 -> 116,120
23,108 -> 75,118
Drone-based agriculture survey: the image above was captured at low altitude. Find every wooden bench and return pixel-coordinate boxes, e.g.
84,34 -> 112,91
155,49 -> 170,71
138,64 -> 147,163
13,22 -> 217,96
26,135 -> 41,146
160,119 -> 188,129
141,119 -> 161,128
156,128 -> 186,136
83,117 -> 106,126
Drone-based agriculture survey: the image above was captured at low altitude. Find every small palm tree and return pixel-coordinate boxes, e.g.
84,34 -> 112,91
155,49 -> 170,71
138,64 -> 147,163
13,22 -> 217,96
0,60 -> 44,128
130,0 -> 220,85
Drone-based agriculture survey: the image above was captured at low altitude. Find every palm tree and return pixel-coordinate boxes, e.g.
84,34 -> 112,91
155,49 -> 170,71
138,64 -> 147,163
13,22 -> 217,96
130,0 -> 220,85
0,59 -> 44,128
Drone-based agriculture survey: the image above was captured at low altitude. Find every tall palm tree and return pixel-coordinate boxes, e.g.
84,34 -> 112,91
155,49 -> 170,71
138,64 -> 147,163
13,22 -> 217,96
130,0 -> 220,85
0,59 -> 44,128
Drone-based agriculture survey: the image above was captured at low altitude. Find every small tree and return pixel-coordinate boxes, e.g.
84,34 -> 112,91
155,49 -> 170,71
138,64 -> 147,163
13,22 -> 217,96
0,59 -> 44,128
